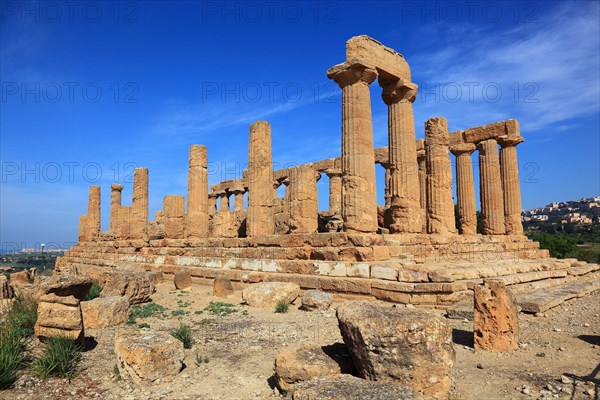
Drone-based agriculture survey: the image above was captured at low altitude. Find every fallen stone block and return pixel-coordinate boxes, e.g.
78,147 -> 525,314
274,343 -> 353,392
337,301 -> 454,399
81,296 -> 129,329
242,282 -> 300,307
115,329 -> 185,385
174,271 -> 192,290
474,279 -> 519,351
36,274 -> 93,301
101,268 -> 155,305
213,276 -> 234,298
35,293 -> 83,341
300,290 -> 333,311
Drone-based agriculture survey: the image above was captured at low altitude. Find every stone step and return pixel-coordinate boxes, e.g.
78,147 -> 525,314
516,279 -> 600,313
508,270 -> 600,294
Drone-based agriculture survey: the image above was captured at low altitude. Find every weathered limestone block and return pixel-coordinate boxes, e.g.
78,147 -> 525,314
36,274 -> 93,301
474,279 -> 519,351
115,329 -> 184,385
213,276 -> 234,298
163,195 -> 185,239
463,119 -> 519,143
10,270 -> 33,285
101,268 -> 155,305
116,205 -> 132,240
288,166 -> 319,233
290,374 -> 417,400
381,77 -> 422,233
274,343 -> 354,392
328,61 -> 378,233
246,120 -> 275,236
478,139 -> 505,235
109,184 -> 124,234
144,221 -> 165,240
425,117 -> 456,234
131,168 -> 149,239
35,293 -> 83,341
242,282 -> 300,307
0,275 -> 14,299
173,271 -> 192,290
210,210 -> 246,238
337,301 -> 454,399
300,290 -> 333,311
185,144 -> 209,238
345,35 -> 411,81
87,186 -> 101,239
81,296 -> 129,329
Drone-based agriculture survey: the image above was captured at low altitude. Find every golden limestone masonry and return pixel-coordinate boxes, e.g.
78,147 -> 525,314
56,36 -> 599,313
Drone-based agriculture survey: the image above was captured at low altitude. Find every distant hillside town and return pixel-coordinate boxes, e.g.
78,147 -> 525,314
522,196 -> 600,226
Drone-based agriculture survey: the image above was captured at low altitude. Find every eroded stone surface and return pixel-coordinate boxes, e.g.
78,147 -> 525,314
115,329 -> 184,385
274,343 -> 353,392
300,290 -> 333,311
81,296 -> 129,329
101,268 -> 155,305
35,293 -> 83,341
242,282 -> 300,307
337,301 -> 454,399
291,374 -> 417,400
213,276 -> 234,298
474,279 -> 519,351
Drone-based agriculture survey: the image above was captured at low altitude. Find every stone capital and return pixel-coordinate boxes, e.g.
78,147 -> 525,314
327,60 -> 377,89
111,184 -> 124,191
325,168 -> 342,178
497,135 -> 524,148
450,143 -> 477,156
380,78 -> 418,105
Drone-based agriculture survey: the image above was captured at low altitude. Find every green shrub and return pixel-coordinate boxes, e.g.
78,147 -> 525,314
138,323 -> 150,329
113,364 -> 121,380
32,336 -> 82,379
83,281 -> 103,301
127,303 -> 166,324
0,327 -> 26,389
195,353 -> 209,366
203,301 -> 237,316
4,296 -> 38,339
170,324 -> 193,349
275,300 -> 289,314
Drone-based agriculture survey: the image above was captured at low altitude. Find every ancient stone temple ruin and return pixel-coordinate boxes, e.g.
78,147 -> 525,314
57,36 -> 598,312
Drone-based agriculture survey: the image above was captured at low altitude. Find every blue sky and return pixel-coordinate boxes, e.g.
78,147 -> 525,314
1,0 -> 599,251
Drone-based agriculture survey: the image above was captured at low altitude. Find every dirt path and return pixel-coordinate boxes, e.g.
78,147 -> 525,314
2,283 -> 598,400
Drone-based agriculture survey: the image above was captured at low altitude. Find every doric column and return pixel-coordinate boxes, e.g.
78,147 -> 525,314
383,164 -> 392,207
498,136 -> 525,235
327,61 -> 378,233
208,193 -> 218,216
288,166 -> 319,233
417,149 -> 427,211
78,215 -> 88,242
425,117 -> 456,234
325,169 -> 342,214
87,186 -> 101,238
109,184 -> 124,234
186,144 -> 209,238
216,190 -> 230,212
246,120 -> 275,236
478,139 -> 505,235
116,206 -> 131,240
131,168 -> 149,239
380,78 -> 422,233
163,195 -> 185,239
451,143 -> 477,234
230,181 -> 245,212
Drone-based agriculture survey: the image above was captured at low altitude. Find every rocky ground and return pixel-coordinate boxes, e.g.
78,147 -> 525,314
2,282 -> 598,400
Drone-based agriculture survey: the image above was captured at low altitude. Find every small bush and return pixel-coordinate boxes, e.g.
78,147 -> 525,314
170,324 -> 194,349
203,301 -> 237,316
275,300 -> 289,314
32,336 -> 82,379
128,303 -> 166,324
0,327 -> 26,389
113,364 -> 121,380
194,353 -> 209,366
138,323 -> 150,329
4,296 -> 38,338
83,281 -> 103,301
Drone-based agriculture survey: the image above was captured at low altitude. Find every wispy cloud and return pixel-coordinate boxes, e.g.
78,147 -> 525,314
407,1 -> 600,133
